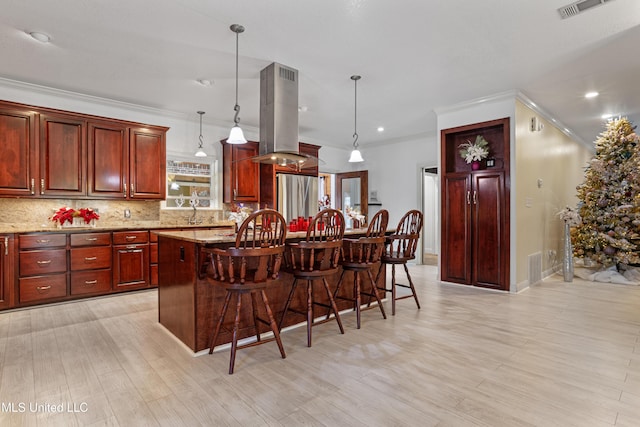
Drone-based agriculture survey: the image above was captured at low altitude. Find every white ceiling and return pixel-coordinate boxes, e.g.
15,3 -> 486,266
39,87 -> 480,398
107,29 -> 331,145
1,0 -> 639,149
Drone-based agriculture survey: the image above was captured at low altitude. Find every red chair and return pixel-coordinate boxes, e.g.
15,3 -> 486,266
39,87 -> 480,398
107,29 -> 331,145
279,209 -> 345,347
376,210 -> 423,315
204,209 -> 287,374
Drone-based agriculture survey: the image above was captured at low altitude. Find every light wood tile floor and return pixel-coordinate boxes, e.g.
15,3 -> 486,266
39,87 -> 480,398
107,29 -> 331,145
1,265 -> 639,426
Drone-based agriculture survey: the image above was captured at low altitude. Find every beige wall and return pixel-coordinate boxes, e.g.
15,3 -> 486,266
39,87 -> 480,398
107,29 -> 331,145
513,100 -> 592,287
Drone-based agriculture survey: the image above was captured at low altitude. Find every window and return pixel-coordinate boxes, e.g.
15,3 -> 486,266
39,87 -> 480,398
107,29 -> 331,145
163,157 -> 218,209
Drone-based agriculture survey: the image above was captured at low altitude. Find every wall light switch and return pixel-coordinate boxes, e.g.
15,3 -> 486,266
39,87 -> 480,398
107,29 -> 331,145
537,179 -> 543,188
124,208 -> 131,218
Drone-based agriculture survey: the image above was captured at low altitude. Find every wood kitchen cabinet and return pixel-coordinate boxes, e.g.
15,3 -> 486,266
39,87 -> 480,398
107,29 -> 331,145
70,232 -> 112,296
88,122 -> 167,200
0,103 -> 37,197
440,118 -> 510,291
222,140 -> 259,203
0,235 -> 14,310
0,99 -> 167,200
112,231 -> 150,290
39,112 -> 87,197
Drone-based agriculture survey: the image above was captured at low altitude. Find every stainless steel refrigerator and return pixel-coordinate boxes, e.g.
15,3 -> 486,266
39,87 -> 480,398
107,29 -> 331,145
276,173 -> 319,223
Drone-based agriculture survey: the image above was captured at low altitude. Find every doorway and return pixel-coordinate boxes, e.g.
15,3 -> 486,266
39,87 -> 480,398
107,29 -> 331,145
422,167 -> 438,266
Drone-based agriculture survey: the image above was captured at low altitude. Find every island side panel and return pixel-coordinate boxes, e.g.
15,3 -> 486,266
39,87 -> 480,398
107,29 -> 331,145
158,235 -> 199,351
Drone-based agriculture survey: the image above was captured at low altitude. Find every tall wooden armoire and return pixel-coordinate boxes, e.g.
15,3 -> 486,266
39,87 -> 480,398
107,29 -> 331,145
440,118 -> 510,290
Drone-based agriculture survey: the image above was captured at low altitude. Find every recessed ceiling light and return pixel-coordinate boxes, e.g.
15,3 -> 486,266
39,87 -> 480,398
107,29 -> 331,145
585,91 -> 599,98
196,79 -> 212,87
377,127 -> 384,132
28,31 -> 51,43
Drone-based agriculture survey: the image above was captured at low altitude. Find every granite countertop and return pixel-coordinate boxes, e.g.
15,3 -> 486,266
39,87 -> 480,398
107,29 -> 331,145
1,221 -> 237,234
155,227 -> 371,244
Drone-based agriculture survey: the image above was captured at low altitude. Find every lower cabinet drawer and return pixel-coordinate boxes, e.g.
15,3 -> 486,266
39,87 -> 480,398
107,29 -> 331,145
20,249 -> 67,276
70,246 -> 112,271
20,274 -> 67,303
71,270 -> 112,295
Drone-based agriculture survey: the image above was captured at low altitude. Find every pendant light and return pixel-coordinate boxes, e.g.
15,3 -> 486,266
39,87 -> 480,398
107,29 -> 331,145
226,24 -> 247,144
195,111 -> 207,157
348,75 -> 364,162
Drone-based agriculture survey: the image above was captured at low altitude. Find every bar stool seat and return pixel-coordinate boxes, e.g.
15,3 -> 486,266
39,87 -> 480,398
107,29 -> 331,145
203,209 -> 287,374
376,209 -> 423,315
279,209 -> 345,347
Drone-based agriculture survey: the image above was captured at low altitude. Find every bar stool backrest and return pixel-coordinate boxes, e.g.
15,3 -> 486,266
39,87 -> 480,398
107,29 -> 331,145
366,209 -> 389,237
235,209 -> 287,249
386,209 -> 424,261
210,209 -> 287,285
305,208 -> 345,242
286,209 -> 345,273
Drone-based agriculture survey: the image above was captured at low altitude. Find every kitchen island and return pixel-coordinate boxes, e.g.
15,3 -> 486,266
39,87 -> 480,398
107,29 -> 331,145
157,228 -> 384,352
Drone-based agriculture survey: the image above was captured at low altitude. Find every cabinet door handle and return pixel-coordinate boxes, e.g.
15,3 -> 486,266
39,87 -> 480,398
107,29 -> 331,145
84,256 -> 97,261
3,237 -> 7,256
233,188 -> 237,199
36,285 -> 52,292
84,280 -> 98,286
130,183 -> 135,196
123,183 -> 127,198
119,248 -> 143,254
125,235 -> 137,241
36,239 -> 51,244
473,191 -> 477,205
30,178 -> 35,195
40,178 -> 45,195
36,259 -> 52,265
467,191 -> 471,205
85,237 -> 98,241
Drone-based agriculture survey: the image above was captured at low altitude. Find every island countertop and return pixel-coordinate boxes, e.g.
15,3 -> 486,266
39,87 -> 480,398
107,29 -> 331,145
154,227 -> 371,244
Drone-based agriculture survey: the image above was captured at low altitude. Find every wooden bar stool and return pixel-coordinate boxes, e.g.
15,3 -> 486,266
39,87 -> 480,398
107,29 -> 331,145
204,209 -> 287,374
375,209 -> 423,315
333,209 -> 389,328
279,209 -> 345,347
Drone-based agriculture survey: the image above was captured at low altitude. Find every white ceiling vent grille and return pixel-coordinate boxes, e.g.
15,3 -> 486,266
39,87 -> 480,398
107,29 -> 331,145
558,0 -> 614,19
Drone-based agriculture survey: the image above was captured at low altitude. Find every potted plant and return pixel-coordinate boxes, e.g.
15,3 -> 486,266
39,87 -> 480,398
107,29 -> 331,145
51,207 -> 100,228
459,135 -> 490,170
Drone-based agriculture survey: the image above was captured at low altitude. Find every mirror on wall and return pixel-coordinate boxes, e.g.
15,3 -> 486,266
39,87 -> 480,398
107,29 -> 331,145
335,170 -> 368,228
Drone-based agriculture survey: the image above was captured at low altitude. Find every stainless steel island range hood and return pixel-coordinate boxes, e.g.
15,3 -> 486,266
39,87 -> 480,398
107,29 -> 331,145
252,62 -> 318,168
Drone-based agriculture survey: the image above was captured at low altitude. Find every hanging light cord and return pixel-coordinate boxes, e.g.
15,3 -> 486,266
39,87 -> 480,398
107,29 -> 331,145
352,75 -> 361,148
232,26 -> 242,126
198,112 -> 204,148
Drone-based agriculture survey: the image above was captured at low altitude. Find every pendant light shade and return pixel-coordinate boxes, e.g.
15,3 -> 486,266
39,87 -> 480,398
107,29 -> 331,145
195,111 -> 207,157
226,24 -> 247,145
349,75 -> 364,162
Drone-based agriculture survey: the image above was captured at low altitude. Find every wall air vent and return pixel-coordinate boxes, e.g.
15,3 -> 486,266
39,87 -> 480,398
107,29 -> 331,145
558,0 -> 614,19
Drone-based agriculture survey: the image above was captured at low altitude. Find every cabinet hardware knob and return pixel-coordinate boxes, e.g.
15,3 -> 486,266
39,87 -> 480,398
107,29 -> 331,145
85,237 -> 98,241
84,256 -> 97,261
30,178 -> 35,195
36,285 -> 52,292
3,237 -> 7,256
40,178 -> 45,195
36,259 -> 52,265
467,191 -> 471,205
473,191 -> 477,205
124,183 -> 127,198
84,280 -> 98,285
36,239 -> 51,244
130,183 -> 135,196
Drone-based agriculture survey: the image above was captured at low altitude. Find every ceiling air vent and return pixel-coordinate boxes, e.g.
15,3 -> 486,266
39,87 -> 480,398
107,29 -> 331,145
558,0 -> 614,19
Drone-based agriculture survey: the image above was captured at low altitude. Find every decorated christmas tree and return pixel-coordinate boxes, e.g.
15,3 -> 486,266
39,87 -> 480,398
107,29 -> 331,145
572,118 -> 640,268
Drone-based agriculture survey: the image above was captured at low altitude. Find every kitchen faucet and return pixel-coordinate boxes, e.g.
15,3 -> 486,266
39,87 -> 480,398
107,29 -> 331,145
188,206 -> 202,225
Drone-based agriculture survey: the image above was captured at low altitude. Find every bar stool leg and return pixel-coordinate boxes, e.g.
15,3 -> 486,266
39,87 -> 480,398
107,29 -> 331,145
209,291 -> 232,353
260,290 -> 286,359
391,264 -> 397,316
306,279 -> 314,347
354,271 -> 362,329
229,292 -> 243,374
278,278 -> 299,331
366,268 -> 387,319
322,277 -> 344,335
250,291 -> 261,342
403,262 -> 421,309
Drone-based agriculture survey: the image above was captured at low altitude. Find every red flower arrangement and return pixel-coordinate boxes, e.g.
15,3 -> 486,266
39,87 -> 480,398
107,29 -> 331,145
51,207 -> 100,225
